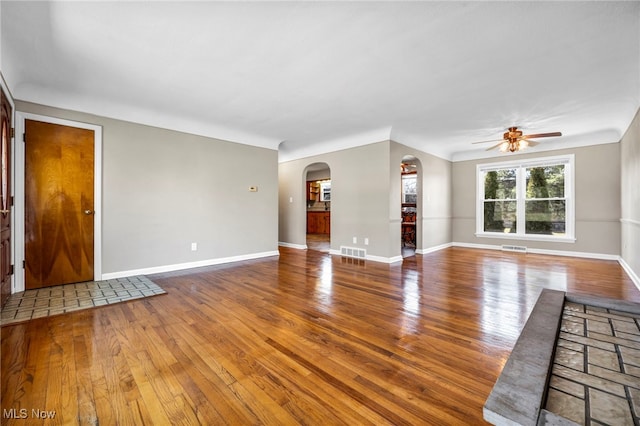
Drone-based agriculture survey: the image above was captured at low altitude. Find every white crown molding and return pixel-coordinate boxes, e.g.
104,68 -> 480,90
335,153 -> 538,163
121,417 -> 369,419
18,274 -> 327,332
278,127 -> 391,163
15,84 -> 282,151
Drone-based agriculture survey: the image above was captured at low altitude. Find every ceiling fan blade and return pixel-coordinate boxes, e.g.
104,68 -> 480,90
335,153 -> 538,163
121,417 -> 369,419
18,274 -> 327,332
472,138 -> 505,145
521,131 -> 562,139
485,141 -> 506,151
523,140 -> 540,148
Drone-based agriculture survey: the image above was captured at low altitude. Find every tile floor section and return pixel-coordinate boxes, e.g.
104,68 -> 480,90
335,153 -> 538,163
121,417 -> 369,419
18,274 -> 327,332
545,302 -> 640,425
1,276 -> 166,326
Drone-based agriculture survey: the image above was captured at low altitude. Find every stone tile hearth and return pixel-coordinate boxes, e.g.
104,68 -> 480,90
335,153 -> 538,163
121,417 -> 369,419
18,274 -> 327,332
545,302 -> 640,425
484,290 -> 640,426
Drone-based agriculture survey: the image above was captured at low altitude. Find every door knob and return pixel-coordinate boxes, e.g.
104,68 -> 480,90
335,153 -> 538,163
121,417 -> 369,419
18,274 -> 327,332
84,209 -> 94,215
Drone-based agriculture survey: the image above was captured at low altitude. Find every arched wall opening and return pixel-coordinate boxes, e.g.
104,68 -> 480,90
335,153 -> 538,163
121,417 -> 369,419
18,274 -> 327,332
400,155 -> 422,257
303,162 -> 331,252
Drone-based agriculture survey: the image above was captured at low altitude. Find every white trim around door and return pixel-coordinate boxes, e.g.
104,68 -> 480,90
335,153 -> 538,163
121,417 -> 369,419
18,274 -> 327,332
13,112 -> 103,293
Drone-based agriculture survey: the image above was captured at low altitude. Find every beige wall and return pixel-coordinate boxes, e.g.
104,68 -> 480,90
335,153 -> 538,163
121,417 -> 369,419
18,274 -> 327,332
279,141 -> 394,258
16,101 -> 279,276
390,141 -> 452,252
278,140 -> 452,261
621,108 -> 640,282
452,143 -> 622,256
13,99 -> 635,279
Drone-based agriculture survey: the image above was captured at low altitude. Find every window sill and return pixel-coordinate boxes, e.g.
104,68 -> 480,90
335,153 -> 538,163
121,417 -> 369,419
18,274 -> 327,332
475,232 -> 576,243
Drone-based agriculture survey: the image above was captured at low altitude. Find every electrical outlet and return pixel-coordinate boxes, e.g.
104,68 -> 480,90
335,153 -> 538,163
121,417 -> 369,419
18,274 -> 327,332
191,242 -> 197,251
289,197 -> 293,203
364,238 -> 369,245
353,237 -> 357,244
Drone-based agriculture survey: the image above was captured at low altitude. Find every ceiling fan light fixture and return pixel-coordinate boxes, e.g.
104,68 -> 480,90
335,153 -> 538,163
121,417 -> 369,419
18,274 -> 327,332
473,126 -> 562,154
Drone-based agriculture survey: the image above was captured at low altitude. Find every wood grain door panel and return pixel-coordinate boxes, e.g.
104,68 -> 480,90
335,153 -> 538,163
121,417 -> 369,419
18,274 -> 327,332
25,120 -> 94,289
0,87 -> 12,306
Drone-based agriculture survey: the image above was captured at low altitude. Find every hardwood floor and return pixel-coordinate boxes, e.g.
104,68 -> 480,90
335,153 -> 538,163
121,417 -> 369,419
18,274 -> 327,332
306,233 -> 330,253
2,247 -> 639,425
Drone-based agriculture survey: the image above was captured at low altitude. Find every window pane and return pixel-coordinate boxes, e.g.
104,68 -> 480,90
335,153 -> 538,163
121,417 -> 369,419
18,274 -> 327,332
526,165 -> 565,199
484,200 -> 517,233
484,169 -> 516,199
525,200 -> 566,235
403,174 -> 417,203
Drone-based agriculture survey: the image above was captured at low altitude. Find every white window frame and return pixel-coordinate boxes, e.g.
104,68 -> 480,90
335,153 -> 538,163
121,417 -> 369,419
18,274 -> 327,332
475,154 -> 575,243
319,180 -> 331,201
402,173 -> 417,204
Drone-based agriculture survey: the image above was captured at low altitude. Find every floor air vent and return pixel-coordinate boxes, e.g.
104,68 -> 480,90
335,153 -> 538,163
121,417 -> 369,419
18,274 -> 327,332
340,246 -> 367,259
502,245 -> 527,253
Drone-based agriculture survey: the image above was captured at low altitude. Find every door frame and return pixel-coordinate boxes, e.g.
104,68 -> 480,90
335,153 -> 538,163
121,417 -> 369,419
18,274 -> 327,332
0,75 -> 15,300
14,112 -> 103,292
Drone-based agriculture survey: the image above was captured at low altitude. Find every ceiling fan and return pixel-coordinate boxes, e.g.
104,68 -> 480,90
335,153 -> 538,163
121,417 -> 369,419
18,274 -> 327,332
472,126 -> 562,152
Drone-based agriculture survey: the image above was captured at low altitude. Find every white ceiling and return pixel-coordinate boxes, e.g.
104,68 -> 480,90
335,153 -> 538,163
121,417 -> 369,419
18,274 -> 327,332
2,1 -> 639,162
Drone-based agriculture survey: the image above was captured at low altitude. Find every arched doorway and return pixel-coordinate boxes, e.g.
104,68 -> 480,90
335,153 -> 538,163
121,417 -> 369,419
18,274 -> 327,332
400,156 -> 421,258
304,162 -> 331,252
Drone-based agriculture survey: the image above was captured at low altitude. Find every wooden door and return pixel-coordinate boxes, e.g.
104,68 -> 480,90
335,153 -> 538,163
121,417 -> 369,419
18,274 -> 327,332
1,87 -> 12,307
25,120 -> 95,289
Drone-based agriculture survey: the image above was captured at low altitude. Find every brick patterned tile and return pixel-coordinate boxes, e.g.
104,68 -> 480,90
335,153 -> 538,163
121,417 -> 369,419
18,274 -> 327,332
557,339 -> 584,352
552,364 -> 626,397
548,375 -> 585,398
630,388 -> 640,417
625,364 -> 640,378
589,388 -> 634,425
609,310 -> 640,320
616,330 -> 640,343
588,346 -> 620,371
556,347 -> 584,370
547,303 -> 640,425
586,331 -> 640,350
545,388 -> 585,424
561,318 -> 584,335
567,311 -> 610,323
560,331 -> 616,351
613,320 -> 640,336
588,364 -> 640,390
0,276 -> 165,326
565,302 -> 585,312
31,309 -> 50,319
586,318 -> 613,335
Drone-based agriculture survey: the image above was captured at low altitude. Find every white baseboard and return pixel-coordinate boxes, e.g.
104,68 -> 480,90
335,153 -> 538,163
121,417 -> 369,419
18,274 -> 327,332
619,257 -> 640,292
278,241 -> 308,250
416,242 -> 453,255
452,242 -> 504,252
452,242 -> 620,261
368,254 -> 403,264
101,250 -> 280,280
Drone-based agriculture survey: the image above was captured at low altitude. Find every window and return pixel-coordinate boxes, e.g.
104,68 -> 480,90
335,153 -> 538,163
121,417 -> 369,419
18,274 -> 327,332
320,180 -> 331,201
477,155 -> 574,242
402,174 -> 417,204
